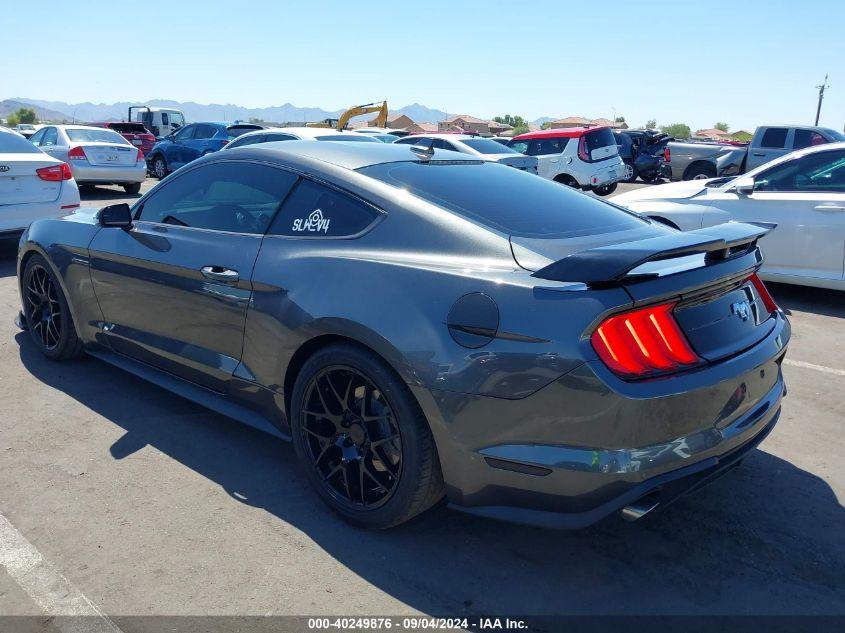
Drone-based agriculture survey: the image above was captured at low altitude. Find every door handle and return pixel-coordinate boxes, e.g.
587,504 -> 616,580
201,266 -> 239,283
752,152 -> 765,157
814,204 -> 845,211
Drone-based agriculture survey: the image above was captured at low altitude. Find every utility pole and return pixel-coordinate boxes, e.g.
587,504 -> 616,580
815,74 -> 829,125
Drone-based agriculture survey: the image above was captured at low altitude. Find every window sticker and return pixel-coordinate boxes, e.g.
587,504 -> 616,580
292,208 -> 331,234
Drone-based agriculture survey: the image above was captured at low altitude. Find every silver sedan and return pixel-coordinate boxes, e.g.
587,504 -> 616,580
28,125 -> 146,193
394,134 -> 539,173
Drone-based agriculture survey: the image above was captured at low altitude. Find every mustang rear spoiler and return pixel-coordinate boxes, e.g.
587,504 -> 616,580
531,222 -> 774,286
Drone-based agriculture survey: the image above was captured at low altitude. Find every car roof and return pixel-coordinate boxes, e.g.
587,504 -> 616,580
513,126 -> 608,140
224,139 -> 470,170
402,133 -> 474,141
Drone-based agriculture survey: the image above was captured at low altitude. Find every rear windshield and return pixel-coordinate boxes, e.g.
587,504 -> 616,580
0,131 -> 42,153
106,122 -> 148,134
315,134 -> 380,142
461,138 -> 519,154
820,128 -> 845,142
358,161 -> 645,238
66,128 -> 129,144
585,128 -> 616,152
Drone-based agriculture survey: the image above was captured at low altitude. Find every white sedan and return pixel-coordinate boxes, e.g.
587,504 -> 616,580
0,127 -> 80,238
613,142 -> 845,290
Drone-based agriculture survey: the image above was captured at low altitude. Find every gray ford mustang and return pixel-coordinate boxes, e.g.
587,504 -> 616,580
16,141 -> 790,529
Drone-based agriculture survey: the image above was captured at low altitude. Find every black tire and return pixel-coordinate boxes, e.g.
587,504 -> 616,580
151,155 -> 168,180
290,343 -> 444,529
639,171 -> 660,183
21,254 -> 84,361
554,174 -> 580,189
123,182 -> 141,194
594,182 -> 618,196
684,163 -> 716,181
621,161 -> 638,183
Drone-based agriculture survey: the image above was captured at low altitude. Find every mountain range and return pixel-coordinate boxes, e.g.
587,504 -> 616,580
3,98 -> 558,127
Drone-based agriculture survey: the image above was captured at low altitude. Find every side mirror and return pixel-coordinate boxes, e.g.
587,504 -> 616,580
99,203 -> 133,228
732,176 -> 755,195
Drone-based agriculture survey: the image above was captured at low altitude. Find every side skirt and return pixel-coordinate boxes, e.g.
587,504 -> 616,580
87,348 -> 291,441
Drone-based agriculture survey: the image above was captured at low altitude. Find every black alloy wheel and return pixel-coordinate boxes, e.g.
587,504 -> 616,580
300,366 -> 403,509
24,263 -> 62,351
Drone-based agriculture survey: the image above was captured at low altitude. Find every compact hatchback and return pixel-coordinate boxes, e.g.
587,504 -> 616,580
17,142 -> 789,530
509,127 -> 624,195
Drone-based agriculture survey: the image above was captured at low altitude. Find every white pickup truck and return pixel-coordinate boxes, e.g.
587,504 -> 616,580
663,124 -> 845,180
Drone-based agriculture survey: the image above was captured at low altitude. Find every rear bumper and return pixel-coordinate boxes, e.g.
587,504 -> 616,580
70,163 -> 146,185
0,184 -> 80,233
585,158 -> 625,188
416,312 -> 790,529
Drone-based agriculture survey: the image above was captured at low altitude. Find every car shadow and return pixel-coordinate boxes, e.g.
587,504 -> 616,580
15,333 -> 845,616
768,282 -> 844,319
79,184 -> 143,201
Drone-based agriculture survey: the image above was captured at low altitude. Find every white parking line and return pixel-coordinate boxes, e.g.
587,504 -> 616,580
0,512 -> 122,633
784,358 -> 845,377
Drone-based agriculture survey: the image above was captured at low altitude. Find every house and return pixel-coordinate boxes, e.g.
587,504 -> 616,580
694,128 -> 732,140
589,118 -> 628,129
549,116 -> 592,129
370,113 -> 415,129
405,122 -> 440,134
438,115 -> 490,135
487,120 -> 513,136
551,116 -> 628,129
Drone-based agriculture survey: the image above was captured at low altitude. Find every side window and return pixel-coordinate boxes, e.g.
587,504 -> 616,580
29,128 -> 46,145
393,137 -> 418,145
753,159 -> 801,192
138,162 -> 298,234
528,138 -> 563,156
759,127 -> 788,149
508,140 -> 528,154
173,125 -> 194,141
268,179 -> 380,238
432,138 -> 458,151
793,129 -> 828,150
227,134 -> 266,149
41,128 -> 58,147
161,113 -> 170,126
794,150 -> 845,192
264,133 -> 297,142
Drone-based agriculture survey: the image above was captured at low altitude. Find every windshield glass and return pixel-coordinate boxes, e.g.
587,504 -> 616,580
358,161 -> 645,238
461,138 -> 519,154
66,128 -> 130,144
0,131 -> 42,153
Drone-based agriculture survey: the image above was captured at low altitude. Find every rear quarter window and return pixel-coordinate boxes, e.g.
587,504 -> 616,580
0,131 -> 42,153
358,161 -> 645,239
268,179 -> 382,238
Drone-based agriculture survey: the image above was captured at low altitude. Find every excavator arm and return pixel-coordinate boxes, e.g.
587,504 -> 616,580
336,101 -> 388,130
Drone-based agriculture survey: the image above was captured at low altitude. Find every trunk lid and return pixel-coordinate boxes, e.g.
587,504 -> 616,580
521,222 -> 777,364
78,143 -> 137,166
0,153 -> 63,204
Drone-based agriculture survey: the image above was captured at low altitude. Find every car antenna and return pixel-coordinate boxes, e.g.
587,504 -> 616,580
410,139 -> 435,161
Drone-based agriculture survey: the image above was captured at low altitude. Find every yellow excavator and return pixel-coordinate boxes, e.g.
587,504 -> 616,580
306,101 -> 388,130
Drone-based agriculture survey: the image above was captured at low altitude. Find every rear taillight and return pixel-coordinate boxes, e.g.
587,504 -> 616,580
136,149 -> 145,162
591,302 -> 702,378
749,273 -> 778,313
36,163 -> 73,181
67,146 -> 87,161
664,147 -> 671,163
577,136 -> 589,162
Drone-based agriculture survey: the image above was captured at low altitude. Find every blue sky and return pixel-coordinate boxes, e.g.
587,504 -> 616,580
2,0 -> 843,132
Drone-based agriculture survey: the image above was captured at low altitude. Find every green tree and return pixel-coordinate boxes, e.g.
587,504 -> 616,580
511,125 -> 529,136
494,114 -> 528,129
6,113 -> 20,128
714,122 -> 730,132
15,108 -> 38,124
615,116 -> 626,123
644,118 -> 657,129
730,130 -> 752,142
660,123 -> 691,139
540,121 -> 553,130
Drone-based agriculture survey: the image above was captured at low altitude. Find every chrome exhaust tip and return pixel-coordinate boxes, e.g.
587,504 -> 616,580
620,494 -> 660,522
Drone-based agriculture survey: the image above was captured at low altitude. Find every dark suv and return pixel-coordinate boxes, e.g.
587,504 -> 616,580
614,130 -> 672,183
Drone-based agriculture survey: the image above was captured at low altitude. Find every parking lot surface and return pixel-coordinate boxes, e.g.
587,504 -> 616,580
0,179 -> 842,621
